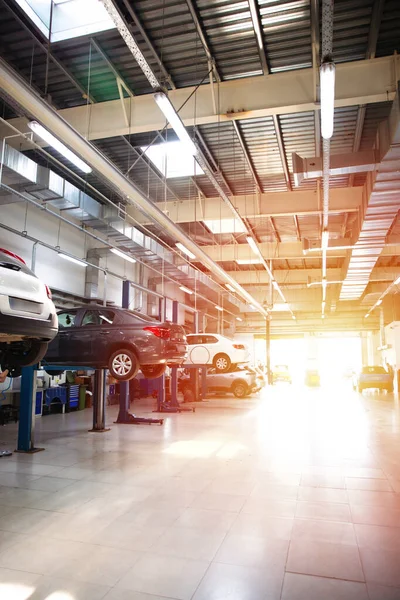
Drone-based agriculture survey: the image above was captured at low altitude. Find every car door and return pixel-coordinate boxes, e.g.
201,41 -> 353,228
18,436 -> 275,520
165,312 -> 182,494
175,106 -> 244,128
202,335 -> 219,363
45,309 -> 79,363
80,309 -> 116,365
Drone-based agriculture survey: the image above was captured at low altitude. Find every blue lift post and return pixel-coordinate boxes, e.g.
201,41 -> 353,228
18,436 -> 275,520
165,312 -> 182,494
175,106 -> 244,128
88,369 -> 110,433
116,280 -> 163,425
16,365 -> 43,453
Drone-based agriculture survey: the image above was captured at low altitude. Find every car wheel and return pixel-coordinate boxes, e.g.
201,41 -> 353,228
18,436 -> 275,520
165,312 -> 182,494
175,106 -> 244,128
141,364 -> 167,379
44,369 -> 65,377
3,341 -> 48,368
108,349 -> 139,381
232,381 -> 248,398
214,353 -> 231,372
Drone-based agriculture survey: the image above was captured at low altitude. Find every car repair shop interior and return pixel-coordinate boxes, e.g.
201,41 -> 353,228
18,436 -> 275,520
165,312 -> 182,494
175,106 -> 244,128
0,0 -> 400,599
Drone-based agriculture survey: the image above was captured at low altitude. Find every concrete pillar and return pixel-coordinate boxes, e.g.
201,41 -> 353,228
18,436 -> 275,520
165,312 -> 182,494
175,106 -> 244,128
361,332 -> 369,366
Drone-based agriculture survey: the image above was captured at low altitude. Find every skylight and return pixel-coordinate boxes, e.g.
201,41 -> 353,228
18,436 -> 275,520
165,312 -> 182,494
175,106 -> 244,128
141,141 -> 204,179
15,0 -> 116,42
203,218 -> 246,235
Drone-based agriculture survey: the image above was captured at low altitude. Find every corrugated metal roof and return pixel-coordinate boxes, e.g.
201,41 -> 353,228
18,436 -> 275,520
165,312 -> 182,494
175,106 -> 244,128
333,0 -> 374,63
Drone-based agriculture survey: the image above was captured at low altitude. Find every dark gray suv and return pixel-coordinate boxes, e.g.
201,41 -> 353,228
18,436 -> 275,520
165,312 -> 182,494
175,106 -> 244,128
44,305 -> 187,381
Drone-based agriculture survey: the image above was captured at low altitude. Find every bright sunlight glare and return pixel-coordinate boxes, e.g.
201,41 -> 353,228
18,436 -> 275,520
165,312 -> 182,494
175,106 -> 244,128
0,584 -> 35,600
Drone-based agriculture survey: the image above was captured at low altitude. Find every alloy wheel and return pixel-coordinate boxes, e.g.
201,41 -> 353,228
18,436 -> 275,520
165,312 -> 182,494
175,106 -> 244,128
112,353 -> 132,376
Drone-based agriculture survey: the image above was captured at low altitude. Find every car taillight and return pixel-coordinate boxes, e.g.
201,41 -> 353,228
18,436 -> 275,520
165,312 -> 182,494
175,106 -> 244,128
45,285 -> 52,300
233,344 -> 245,349
144,326 -> 171,340
0,248 -> 26,265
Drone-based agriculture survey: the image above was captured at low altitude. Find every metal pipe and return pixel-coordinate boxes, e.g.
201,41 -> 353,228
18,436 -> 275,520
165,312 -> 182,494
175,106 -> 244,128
31,242 -> 38,273
0,58 -> 267,316
103,272 -> 107,306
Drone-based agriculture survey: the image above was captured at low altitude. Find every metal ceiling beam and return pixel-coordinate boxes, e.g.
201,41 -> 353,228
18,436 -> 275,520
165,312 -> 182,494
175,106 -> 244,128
185,0 -> 221,82
90,38 -> 134,97
293,149 -> 380,185
273,115 -> 292,191
5,56 -> 397,142
232,120 -> 263,193
248,0 -> 269,75
131,190 -> 361,227
294,215 -> 301,241
367,0 -> 386,59
128,187 -> 362,225
120,0 -> 176,89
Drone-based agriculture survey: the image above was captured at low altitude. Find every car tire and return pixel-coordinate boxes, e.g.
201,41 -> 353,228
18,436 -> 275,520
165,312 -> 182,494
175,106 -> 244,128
108,349 -> 139,381
213,353 -> 231,373
232,381 -> 248,398
2,341 -> 48,369
141,364 -> 167,379
44,369 -> 65,377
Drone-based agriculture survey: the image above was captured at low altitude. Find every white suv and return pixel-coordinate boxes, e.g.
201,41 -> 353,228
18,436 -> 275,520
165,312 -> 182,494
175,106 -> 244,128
185,333 -> 249,372
0,248 -> 58,376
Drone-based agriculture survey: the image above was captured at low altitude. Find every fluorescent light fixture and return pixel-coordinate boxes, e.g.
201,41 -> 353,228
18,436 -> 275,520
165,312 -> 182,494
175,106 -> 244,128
153,91 -> 197,155
321,314 -> 325,319
179,285 -> 193,295
246,236 -> 261,256
203,218 -> 246,234
225,283 -> 236,293
58,253 -> 87,267
320,60 -> 336,140
141,141 -> 204,179
28,121 -> 92,173
292,315 -> 296,320
365,313 -> 370,318
215,305 -> 223,312
236,317 -> 243,322
322,301 -> 326,309
272,280 -> 279,290
236,258 -> 263,265
271,303 -> 290,312
110,248 -> 136,263
376,299 -> 382,306
321,230 -> 329,250
176,242 -> 196,260
249,304 -> 255,310
394,276 -> 400,286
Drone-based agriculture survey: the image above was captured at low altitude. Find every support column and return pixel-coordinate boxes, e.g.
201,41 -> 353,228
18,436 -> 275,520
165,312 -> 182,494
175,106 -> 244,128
117,280 -> 130,422
169,300 -> 179,409
361,332 -> 369,366
90,369 -> 109,432
266,316 -> 272,385
17,366 -> 43,453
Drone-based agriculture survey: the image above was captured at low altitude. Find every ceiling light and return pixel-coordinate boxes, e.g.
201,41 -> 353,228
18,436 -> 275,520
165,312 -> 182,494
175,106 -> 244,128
203,218 -> 246,234
58,253 -> 87,267
320,60 -> 336,140
215,305 -> 223,312
225,283 -> 236,293
236,258 -> 263,265
365,313 -> 370,318
153,91 -> 197,155
376,299 -> 382,306
292,315 -> 296,320
246,236 -> 261,256
321,230 -> 329,250
272,280 -> 279,290
110,248 -> 136,263
176,242 -> 196,260
394,276 -> 400,286
322,301 -> 326,309
141,141 -> 204,179
236,317 -> 243,322
179,285 -> 193,295
321,314 -> 325,319
249,304 -> 255,310
28,121 -> 92,173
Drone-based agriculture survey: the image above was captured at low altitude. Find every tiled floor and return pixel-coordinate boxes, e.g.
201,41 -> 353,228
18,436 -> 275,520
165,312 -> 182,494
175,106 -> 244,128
0,382 -> 400,599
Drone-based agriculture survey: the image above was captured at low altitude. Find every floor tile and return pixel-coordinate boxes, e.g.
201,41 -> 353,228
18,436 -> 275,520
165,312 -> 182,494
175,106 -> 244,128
291,518 -> 357,545
344,468 -> 386,479
355,523 -> 400,552
300,474 -> 345,489
0,530 -> 28,553
295,501 -> 352,522
366,583 -> 400,600
154,525 -> 226,561
215,533 -> 289,570
116,553 -> 209,600
346,477 -> 393,491
205,479 -> 256,496
230,513 -> 294,540
190,492 -> 246,512
89,521 -> 166,552
192,561 -> 283,600
53,545 -> 140,587
297,486 -> 348,504
360,547 -> 400,586
0,488 -> 49,508
103,590 -> 176,600
251,483 -> 299,500
350,504 -> 400,527
347,489 -> 400,508
242,497 -> 296,518
0,537 -> 83,575
175,507 -> 237,531
287,539 -> 365,581
22,476 -> 77,492
281,573 -> 368,600
29,576 -> 110,600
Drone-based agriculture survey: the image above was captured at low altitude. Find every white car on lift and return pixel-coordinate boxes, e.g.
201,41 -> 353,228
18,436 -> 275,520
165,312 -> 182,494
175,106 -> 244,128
185,333 -> 249,372
0,248 -> 58,377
